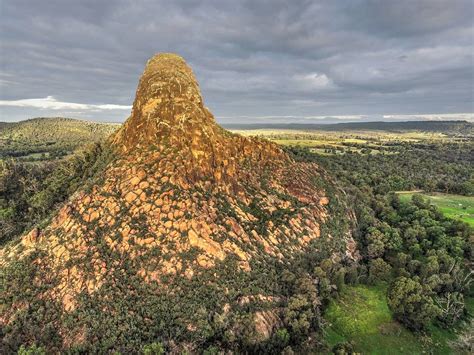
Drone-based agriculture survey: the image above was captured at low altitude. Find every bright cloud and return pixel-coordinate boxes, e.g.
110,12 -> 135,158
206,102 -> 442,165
0,96 -> 131,111
294,73 -> 334,90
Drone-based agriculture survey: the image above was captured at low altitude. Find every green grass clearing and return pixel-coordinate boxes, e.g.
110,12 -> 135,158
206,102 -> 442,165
324,285 -> 464,354
324,285 -> 424,354
398,192 -> 474,227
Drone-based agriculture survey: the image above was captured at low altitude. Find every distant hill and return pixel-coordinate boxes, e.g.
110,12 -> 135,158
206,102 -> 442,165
224,120 -> 473,135
0,117 -> 119,160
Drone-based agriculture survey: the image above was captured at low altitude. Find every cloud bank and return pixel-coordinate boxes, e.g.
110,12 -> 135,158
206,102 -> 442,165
0,0 -> 472,123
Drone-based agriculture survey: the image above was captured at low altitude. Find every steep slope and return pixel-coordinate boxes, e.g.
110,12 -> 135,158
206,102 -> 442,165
1,54 -> 356,352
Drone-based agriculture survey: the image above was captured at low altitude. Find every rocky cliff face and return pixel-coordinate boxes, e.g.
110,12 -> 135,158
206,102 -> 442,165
112,53 -> 289,186
1,54 -> 355,350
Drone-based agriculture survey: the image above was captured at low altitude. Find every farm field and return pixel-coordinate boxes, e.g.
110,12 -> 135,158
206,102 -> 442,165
230,128 -> 468,156
398,192 -> 474,227
232,128 -> 455,145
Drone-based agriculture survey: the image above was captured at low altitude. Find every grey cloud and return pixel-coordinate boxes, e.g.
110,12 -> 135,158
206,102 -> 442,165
342,0 -> 473,38
0,0 -> 472,122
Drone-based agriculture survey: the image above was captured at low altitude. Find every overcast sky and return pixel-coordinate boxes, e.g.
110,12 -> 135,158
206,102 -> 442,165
0,0 -> 473,123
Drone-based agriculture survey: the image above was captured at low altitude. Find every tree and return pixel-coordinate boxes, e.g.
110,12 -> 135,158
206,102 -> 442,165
271,328 -> 290,349
17,344 -> 46,355
387,277 -> 440,330
368,258 -> 392,283
142,342 -> 165,355
283,295 -> 313,340
332,341 -> 354,355
366,227 -> 386,258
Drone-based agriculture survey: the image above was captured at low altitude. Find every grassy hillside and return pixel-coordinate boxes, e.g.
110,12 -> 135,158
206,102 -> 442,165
0,117 -> 119,161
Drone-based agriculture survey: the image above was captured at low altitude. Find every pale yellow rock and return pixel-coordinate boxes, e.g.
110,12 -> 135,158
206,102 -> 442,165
139,181 -> 149,189
130,176 -> 141,186
125,191 -> 137,203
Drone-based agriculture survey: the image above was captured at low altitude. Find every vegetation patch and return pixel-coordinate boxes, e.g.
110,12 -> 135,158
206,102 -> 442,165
398,192 -> 474,226
325,284 -> 467,354
0,117 -> 118,161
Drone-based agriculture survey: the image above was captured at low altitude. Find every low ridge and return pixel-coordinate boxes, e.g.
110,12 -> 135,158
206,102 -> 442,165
1,53 -> 357,351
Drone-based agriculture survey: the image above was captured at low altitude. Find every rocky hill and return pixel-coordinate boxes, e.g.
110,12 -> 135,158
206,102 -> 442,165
1,54 -> 357,353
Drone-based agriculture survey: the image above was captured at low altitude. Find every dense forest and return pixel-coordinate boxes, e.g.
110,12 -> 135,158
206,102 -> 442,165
288,141 -> 473,352
291,142 -> 473,196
